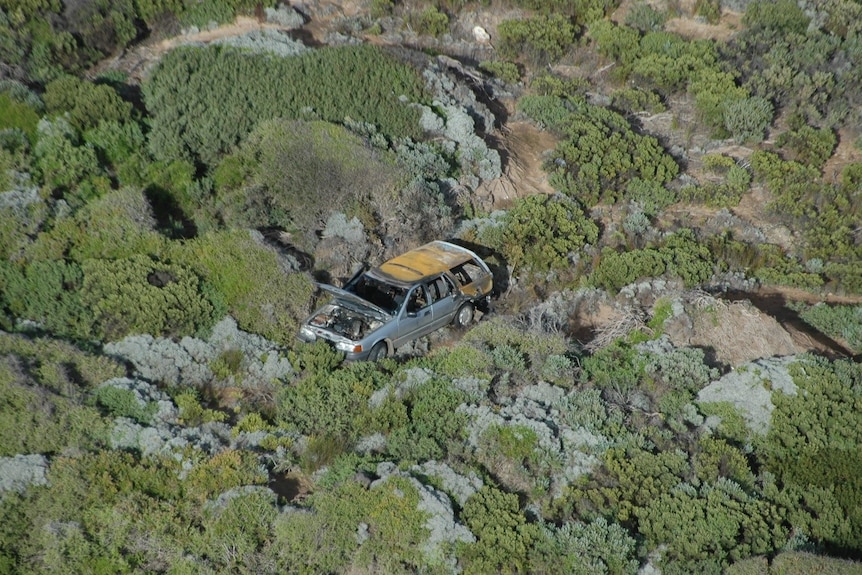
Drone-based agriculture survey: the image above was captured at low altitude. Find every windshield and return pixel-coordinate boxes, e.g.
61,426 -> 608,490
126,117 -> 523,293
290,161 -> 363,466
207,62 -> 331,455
348,275 -> 406,314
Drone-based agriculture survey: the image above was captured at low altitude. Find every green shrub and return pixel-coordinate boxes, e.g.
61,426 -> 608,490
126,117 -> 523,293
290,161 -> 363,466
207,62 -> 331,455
464,316 -> 570,376
487,193 -> 599,275
384,376 -> 469,461
0,357 -> 109,456
611,87 -> 666,115
695,0 -> 721,24
175,391 -> 227,426
636,481 -> 786,569
625,178 -> 678,215
0,92 -> 40,143
566,445 -> 689,523
274,477 -> 429,573
144,44 -> 425,168
591,229 -> 714,291
479,60 -> 521,84
196,489 -> 277,570
83,119 -> 146,175
0,332 -> 124,392
775,124 -> 836,169
791,303 -> 862,353
497,15 -> 579,64
32,186 -> 168,263
631,32 -> 718,94
742,0 -> 810,34
409,5 -> 449,37
175,229 -> 313,344
514,0 -> 619,24
769,551 -> 862,574
184,449 -> 268,502
689,68 -> 748,134
519,94 -> 679,204
458,486 -> 541,575
277,361 -> 380,441
429,343 -> 493,380
43,75 -> 134,133
80,255 -> 216,341
33,117 -> 107,207
590,20 -> 641,67
0,259 -> 92,340
581,340 -> 645,395
764,357 -> 862,551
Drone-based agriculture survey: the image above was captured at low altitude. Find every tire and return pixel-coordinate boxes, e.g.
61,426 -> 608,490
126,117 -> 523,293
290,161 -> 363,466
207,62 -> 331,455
453,303 -> 475,328
368,341 -> 388,362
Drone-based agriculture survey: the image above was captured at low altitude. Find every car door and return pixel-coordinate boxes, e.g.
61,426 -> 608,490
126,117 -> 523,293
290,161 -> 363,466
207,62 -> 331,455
394,285 -> 433,348
427,275 -> 458,330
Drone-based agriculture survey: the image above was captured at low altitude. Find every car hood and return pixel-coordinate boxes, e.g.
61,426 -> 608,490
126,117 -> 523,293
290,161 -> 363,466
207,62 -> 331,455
316,283 -> 392,321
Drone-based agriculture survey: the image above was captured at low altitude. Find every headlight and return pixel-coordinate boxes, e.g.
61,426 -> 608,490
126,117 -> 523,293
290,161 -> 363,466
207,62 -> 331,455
335,341 -> 362,353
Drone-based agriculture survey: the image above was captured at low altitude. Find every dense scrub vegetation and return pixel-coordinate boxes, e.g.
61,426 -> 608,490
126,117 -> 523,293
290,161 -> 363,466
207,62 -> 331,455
2,0 -> 862,572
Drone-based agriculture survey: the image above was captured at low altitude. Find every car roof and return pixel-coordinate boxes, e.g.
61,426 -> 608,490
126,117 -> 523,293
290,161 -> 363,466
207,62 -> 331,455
369,241 -> 478,285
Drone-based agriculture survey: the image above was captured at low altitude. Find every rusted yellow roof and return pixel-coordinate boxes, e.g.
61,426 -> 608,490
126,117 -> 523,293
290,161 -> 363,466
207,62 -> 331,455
374,241 -> 475,283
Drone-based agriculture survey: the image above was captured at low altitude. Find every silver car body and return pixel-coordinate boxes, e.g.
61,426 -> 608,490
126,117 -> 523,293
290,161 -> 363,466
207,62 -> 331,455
297,241 -> 493,360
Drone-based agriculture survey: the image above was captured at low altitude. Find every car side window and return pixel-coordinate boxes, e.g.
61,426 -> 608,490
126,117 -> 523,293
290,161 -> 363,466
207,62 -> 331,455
406,286 -> 428,313
428,276 -> 451,303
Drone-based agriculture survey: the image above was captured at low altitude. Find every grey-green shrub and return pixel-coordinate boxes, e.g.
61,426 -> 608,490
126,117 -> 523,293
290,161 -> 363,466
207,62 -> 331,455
211,119 -> 400,246
723,96 -> 773,143
144,44 -> 425,168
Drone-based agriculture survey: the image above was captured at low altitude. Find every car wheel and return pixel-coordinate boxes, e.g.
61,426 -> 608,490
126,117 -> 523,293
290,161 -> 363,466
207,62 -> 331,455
454,303 -> 474,328
368,341 -> 388,361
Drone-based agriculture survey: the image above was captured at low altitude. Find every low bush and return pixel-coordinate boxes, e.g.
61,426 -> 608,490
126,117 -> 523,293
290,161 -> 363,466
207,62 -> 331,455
775,123 -> 836,169
80,255 -> 216,341
479,60 -> 521,84
0,259 -> 92,340
483,193 -> 599,275
790,303 -> 862,353
211,119 -> 400,247
43,75 -> 133,133
0,357 -> 109,456
519,94 -> 679,205
274,477 -> 429,573
497,15 -> 579,64
611,87 -> 666,115
144,44 -> 425,168
764,357 -> 862,551
624,2 -> 666,31
175,229 -> 313,344
637,480 -> 786,570
93,385 -> 157,424
723,96 -> 773,144
742,0 -> 810,34
384,375 -> 469,461
277,361 -> 381,441
529,518 -> 639,575
589,229 -> 714,292
0,92 -> 41,144
458,486 -> 541,575
408,5 -> 449,37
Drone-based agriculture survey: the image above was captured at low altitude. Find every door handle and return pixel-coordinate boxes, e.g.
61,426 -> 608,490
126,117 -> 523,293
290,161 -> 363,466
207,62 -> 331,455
423,311 -> 430,317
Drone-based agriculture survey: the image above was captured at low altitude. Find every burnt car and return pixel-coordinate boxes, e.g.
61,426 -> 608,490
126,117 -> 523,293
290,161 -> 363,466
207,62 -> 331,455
298,240 -> 493,361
